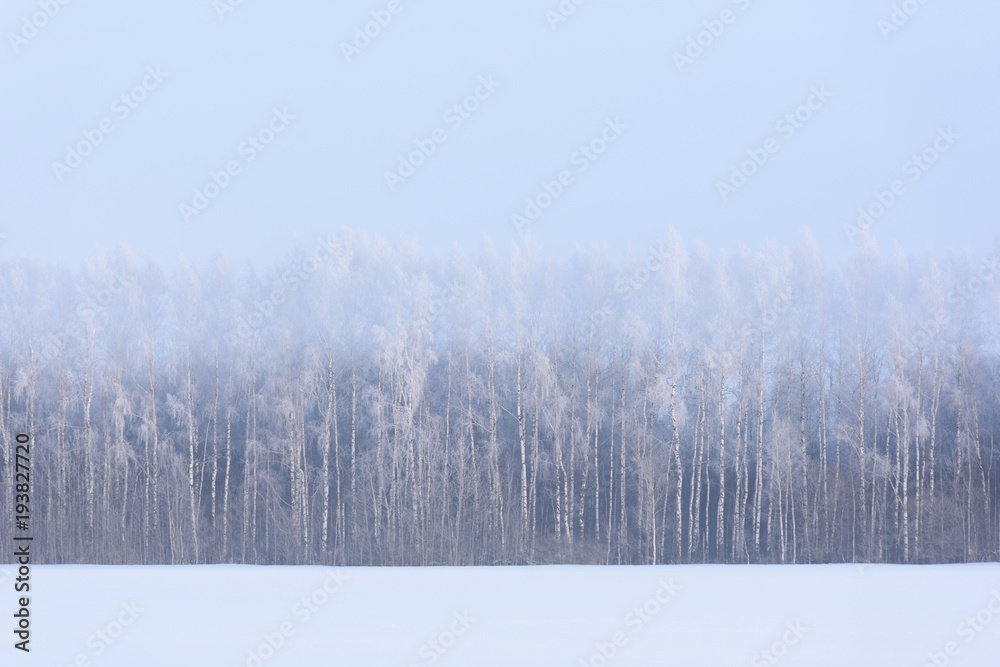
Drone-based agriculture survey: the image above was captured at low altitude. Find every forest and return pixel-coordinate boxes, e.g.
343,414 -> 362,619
0,230 -> 998,566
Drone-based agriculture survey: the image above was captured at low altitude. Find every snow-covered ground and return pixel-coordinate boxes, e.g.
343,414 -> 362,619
5,563 -> 999,666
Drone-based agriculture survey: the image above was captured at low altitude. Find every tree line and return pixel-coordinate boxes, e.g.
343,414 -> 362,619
1,230 -> 998,565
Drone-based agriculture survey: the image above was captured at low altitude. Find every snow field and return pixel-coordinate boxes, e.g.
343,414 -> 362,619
3,563 -> 999,666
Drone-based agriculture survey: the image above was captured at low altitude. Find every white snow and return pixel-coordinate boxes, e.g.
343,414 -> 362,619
6,564 -> 1000,666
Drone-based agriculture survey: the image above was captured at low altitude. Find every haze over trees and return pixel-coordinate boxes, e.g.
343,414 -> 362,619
1,230 -> 998,566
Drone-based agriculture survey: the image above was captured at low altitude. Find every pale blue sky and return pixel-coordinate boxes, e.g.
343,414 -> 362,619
1,0 -> 997,266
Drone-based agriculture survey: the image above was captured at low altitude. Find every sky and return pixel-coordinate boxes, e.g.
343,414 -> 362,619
1,0 -> 998,267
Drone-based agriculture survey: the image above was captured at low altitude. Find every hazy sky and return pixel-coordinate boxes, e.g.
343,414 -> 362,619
1,0 -> 997,266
